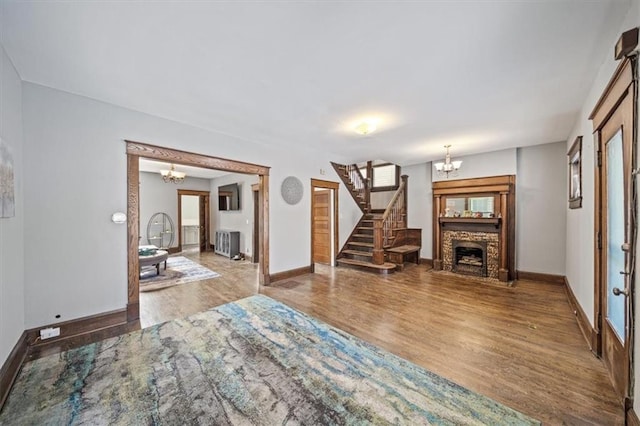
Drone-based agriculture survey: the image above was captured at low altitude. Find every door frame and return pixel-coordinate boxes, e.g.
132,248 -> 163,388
126,140 -> 271,321
252,183 -> 260,263
590,57 -> 637,405
177,190 -> 210,253
310,179 -> 339,270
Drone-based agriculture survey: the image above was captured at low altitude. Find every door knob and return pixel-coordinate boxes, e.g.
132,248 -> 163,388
613,287 -> 629,297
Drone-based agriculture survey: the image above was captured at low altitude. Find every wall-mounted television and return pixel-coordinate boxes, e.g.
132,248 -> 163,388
218,183 -> 241,211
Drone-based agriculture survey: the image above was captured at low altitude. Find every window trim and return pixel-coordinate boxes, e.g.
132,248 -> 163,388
360,163 -> 400,192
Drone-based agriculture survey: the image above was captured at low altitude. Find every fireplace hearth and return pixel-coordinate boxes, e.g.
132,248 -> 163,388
453,240 -> 487,277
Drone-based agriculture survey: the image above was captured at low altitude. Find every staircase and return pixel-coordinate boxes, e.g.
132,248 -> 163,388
337,213 -> 397,273
332,162 -> 421,274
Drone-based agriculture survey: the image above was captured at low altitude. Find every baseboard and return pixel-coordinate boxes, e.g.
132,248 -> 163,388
419,258 -> 433,266
516,270 -> 565,285
628,408 -> 640,426
269,265 -> 313,283
0,331 -> 28,409
168,247 -> 180,254
25,308 -> 128,352
564,277 -> 597,353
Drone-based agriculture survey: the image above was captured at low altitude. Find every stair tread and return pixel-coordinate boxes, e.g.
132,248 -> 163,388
353,234 -> 374,238
348,242 -> 374,247
342,249 -> 373,257
337,258 -> 397,270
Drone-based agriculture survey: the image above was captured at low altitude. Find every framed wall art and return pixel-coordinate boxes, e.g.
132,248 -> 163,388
0,137 -> 15,218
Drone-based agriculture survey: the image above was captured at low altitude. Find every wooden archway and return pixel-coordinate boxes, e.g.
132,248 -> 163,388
125,140 -> 270,321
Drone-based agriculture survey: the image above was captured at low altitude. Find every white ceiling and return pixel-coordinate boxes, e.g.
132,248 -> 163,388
0,1 -> 631,165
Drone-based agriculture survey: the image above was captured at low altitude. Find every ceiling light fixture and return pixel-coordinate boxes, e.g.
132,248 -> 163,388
160,164 -> 186,184
434,145 -> 462,179
354,120 -> 377,135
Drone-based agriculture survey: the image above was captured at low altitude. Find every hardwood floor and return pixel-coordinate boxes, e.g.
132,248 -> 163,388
30,251 -> 623,424
139,250 -> 259,328
261,264 -> 623,425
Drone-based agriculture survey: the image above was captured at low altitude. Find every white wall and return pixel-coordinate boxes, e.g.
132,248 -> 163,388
565,1 -> 638,327
139,171 -> 210,248
210,173 -> 258,256
560,0 -> 640,413
516,142 -> 567,274
431,148 -> 517,182
0,44 -> 25,366
407,144 -> 566,270
403,163 -> 432,259
21,82 -> 361,328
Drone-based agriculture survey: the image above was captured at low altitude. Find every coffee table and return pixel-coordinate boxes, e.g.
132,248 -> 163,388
139,250 -> 169,277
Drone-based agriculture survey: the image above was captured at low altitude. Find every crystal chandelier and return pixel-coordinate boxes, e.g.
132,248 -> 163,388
160,164 -> 186,184
434,145 -> 462,179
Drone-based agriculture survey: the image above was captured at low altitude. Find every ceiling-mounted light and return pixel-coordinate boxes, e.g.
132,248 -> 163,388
354,120 -> 377,135
160,164 -> 186,184
434,145 -> 462,179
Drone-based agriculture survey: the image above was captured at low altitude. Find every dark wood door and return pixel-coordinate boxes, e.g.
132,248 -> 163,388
199,194 -> 209,253
312,189 -> 331,265
252,188 -> 259,263
599,91 -> 633,401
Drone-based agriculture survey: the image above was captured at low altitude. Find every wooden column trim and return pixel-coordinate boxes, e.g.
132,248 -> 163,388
401,175 -> 408,226
590,58 -> 633,130
372,218 -> 385,264
259,174 -> 270,285
127,154 -> 140,321
433,194 -> 442,270
498,191 -> 509,282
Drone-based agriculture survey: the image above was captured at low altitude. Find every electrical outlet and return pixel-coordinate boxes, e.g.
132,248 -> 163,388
40,327 -> 60,340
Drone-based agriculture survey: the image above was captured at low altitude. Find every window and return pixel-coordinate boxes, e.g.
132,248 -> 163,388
359,163 -> 400,191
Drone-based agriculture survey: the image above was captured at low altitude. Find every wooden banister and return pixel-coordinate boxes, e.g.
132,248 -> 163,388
372,175 -> 408,264
331,162 -> 370,212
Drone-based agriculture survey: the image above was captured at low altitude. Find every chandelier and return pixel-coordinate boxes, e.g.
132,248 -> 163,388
160,164 -> 186,184
434,145 -> 462,179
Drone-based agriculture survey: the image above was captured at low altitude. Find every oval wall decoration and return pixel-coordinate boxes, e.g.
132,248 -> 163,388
281,176 -> 304,205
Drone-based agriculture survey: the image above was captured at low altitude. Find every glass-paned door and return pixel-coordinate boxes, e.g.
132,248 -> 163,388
606,129 -> 626,342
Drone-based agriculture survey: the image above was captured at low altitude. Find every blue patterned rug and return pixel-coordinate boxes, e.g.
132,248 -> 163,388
140,255 -> 220,291
0,295 -> 539,425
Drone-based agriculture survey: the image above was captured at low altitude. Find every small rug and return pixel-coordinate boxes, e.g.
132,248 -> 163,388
139,256 -> 220,292
0,295 -> 539,425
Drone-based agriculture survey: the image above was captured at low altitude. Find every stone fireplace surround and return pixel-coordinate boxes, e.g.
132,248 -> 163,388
443,231 -> 499,279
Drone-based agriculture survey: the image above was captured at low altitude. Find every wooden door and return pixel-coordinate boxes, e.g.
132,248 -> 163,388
600,93 -> 633,401
592,59 -> 635,405
312,189 -> 331,265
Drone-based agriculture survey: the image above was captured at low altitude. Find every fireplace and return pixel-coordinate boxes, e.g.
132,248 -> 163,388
432,175 -> 515,281
452,240 -> 487,277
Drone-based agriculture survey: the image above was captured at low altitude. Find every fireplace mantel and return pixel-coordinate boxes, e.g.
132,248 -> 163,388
432,175 -> 516,281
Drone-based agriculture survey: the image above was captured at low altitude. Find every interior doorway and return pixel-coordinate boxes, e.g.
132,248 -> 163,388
126,140 -> 271,322
591,57 -> 636,409
177,190 -> 210,253
310,179 -> 339,267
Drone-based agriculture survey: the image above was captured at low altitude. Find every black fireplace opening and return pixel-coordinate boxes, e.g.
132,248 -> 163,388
452,240 -> 487,277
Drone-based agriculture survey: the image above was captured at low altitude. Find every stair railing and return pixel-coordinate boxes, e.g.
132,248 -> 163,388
372,175 -> 408,264
330,162 -> 370,212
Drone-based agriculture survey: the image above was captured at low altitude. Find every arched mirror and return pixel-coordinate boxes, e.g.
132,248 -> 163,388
147,212 -> 174,249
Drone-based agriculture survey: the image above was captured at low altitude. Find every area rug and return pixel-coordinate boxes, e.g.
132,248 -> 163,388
139,255 -> 220,292
0,295 -> 539,425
